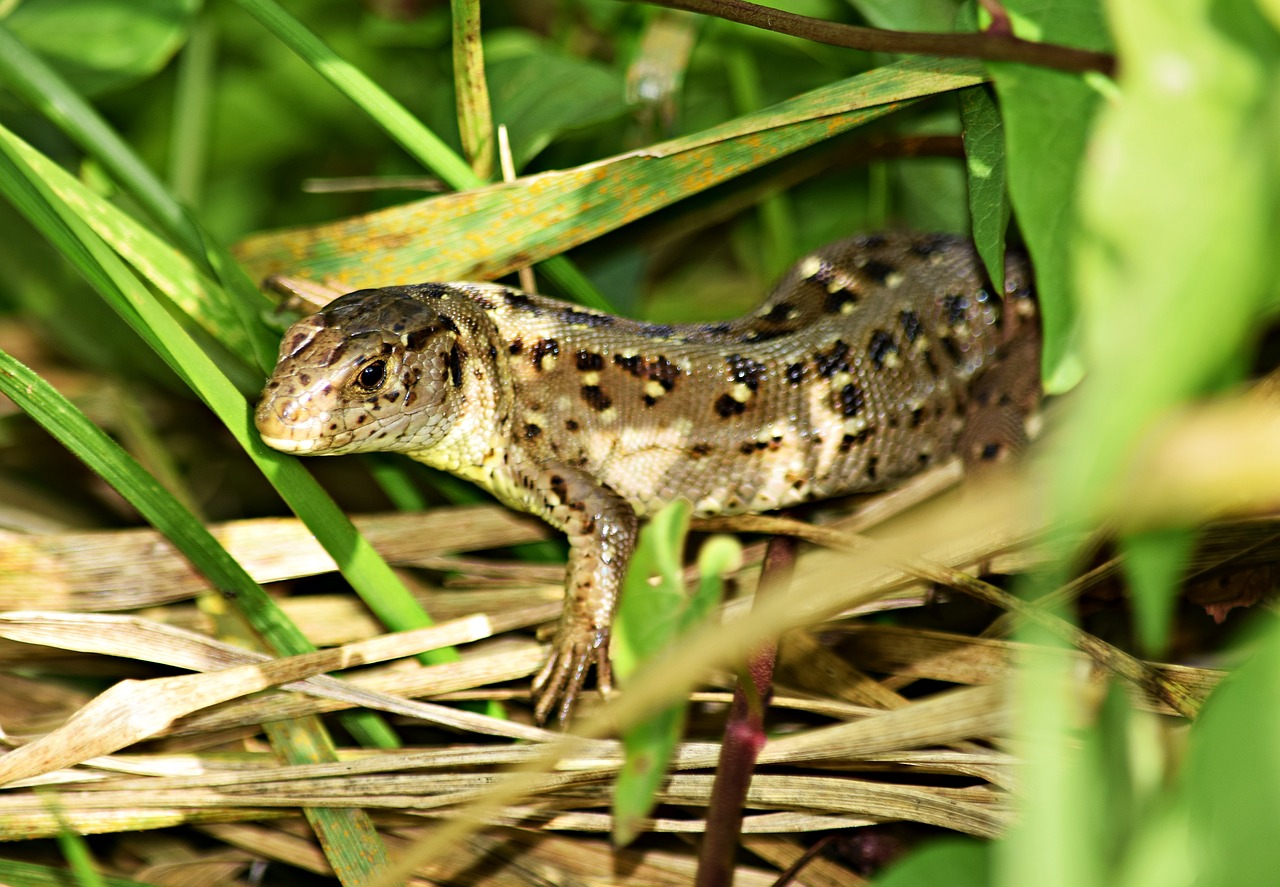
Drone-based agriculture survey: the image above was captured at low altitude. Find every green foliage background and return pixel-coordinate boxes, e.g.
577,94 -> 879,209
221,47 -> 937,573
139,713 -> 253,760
1,0 -> 1280,884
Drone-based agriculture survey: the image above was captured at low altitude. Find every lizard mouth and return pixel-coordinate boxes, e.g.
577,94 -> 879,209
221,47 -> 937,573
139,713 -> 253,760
258,434 -> 319,454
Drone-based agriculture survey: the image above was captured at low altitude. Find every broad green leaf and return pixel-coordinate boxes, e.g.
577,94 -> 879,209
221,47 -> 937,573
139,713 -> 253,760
959,84 -> 1009,290
234,57 -> 986,290
612,503 -> 740,846
486,31 -> 634,171
613,499 -> 693,679
848,0 -> 963,31
988,0 -> 1110,393
1186,621 -> 1280,887
1119,528 -> 1194,655
2,0 -> 199,97
1063,0 -> 1280,521
875,837 -> 990,887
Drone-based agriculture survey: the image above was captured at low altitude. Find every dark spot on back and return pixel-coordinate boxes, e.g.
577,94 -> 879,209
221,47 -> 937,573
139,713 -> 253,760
942,294 -> 969,327
637,323 -> 674,340
900,309 -> 922,344
861,259 -> 896,284
865,456 -> 879,481
824,289 -> 858,314
575,350 -> 604,372
815,340 -> 851,377
448,344 -> 463,387
509,338 -> 524,355
786,362 -> 805,385
762,301 -> 795,322
565,418 -> 579,431
910,235 -> 951,257
562,307 -> 614,328
715,394 -> 747,418
581,386 -> 612,411
530,338 -> 559,370
523,423 -> 542,440
298,373 -> 311,385
940,335 -> 964,365
911,407 -> 925,428
838,383 -> 865,417
726,354 -> 767,390
504,290 -> 534,309
690,442 -> 713,457
613,354 -> 644,376
868,330 -> 898,370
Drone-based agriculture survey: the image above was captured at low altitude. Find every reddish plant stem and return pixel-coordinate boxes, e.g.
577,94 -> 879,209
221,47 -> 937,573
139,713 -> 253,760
631,0 -> 1115,76
695,535 -> 796,887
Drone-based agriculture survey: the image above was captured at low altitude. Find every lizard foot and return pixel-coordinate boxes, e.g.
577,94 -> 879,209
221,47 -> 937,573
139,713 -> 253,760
531,627 -> 614,726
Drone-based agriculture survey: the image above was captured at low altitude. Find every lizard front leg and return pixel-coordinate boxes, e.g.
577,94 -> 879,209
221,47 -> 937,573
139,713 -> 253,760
527,465 -> 639,725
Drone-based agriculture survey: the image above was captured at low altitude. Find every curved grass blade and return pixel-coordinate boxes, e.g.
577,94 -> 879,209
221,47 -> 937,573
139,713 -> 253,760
234,57 -> 985,291
0,346 -> 392,882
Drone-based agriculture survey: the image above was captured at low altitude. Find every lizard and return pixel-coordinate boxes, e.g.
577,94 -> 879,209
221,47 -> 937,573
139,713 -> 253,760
254,232 -> 1040,723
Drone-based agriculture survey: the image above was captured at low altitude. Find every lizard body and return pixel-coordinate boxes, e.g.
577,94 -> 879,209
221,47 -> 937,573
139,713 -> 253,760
255,233 -> 1039,722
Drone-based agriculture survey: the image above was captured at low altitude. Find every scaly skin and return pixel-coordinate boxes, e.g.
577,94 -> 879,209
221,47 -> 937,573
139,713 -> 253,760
255,233 -> 1039,723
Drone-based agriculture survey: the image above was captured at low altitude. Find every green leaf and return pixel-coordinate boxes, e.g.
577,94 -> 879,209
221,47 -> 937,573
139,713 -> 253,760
988,0 -> 1110,393
849,0 -> 963,31
486,31 -> 634,171
0,857 -> 157,887
1185,621 -> 1280,887
234,57 -> 986,292
1060,0 -> 1280,522
875,837 -> 990,887
959,84 -> 1009,290
612,503 -> 740,847
613,499 -> 692,679
1119,528 -> 1194,655
3,0 -> 199,97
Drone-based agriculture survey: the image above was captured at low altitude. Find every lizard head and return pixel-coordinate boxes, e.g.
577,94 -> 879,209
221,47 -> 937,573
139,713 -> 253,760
255,286 -> 468,457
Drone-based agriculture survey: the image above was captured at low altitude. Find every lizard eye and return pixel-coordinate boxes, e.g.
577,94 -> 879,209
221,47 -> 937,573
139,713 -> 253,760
354,359 -> 388,391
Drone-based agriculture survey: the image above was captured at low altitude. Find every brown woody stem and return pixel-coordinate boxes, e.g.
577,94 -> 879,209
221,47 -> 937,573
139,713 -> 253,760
631,0 -> 1116,77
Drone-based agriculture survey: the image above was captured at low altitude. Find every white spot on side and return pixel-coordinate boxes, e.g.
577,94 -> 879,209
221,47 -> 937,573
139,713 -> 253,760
644,379 -> 666,399
799,256 -> 823,279
581,371 -> 600,386
730,383 -> 754,403
885,271 -> 905,288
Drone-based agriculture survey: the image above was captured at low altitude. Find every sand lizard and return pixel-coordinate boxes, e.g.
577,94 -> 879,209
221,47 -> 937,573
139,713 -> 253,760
255,233 -> 1039,723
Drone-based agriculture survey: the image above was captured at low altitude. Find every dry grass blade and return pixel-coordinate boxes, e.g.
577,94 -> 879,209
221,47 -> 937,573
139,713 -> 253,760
0,506 -> 548,609
0,607 -> 566,785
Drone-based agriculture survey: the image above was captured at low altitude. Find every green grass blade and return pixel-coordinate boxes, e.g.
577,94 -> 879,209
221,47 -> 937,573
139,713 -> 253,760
235,57 -> 984,292
451,0 -> 495,178
231,0 -> 606,308
0,857 -> 159,887
0,350 -> 393,880
0,22 -> 277,372
0,120 -> 455,662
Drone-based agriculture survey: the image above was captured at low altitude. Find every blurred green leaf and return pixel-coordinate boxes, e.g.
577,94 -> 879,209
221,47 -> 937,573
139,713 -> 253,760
848,0 -> 963,31
875,837 -> 990,887
2,0 -> 199,97
1120,528 -> 1194,655
1063,0 -> 1280,519
486,31 -> 634,171
1186,620 -> 1280,887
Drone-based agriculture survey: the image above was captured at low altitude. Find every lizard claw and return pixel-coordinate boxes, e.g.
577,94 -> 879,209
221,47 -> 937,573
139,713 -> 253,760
532,627 -> 613,726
